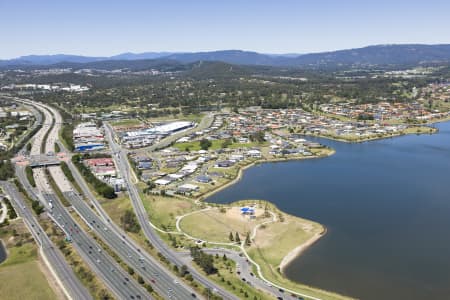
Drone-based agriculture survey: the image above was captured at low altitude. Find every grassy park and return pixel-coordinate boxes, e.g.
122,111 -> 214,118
0,221 -> 57,300
179,206 -> 271,243
173,139 -> 267,152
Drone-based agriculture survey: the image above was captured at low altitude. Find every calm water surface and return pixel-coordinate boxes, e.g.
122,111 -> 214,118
207,121 -> 450,300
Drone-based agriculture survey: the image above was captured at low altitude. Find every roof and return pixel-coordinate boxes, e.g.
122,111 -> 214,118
85,158 -> 114,166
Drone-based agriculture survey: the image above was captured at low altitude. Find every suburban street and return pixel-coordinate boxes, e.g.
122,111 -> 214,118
105,122 -> 250,300
106,119 -> 302,300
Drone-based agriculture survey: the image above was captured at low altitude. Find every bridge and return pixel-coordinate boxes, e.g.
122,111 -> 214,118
28,154 -> 61,167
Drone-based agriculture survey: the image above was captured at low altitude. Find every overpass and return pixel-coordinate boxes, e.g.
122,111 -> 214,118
28,154 -> 61,167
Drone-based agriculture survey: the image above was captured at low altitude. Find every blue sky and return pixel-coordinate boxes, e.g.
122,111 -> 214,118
1,0 -> 450,58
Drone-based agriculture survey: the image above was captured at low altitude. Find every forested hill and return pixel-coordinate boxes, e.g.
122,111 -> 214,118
2,44 -> 450,68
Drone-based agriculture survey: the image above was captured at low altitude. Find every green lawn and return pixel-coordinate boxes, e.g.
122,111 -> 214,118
0,260 -> 57,300
173,139 -> 266,152
141,194 -> 195,231
110,119 -> 143,127
179,207 -> 270,243
0,233 -> 57,300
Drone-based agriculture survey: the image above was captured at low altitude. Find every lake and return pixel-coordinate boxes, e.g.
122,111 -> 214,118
207,121 -> 450,300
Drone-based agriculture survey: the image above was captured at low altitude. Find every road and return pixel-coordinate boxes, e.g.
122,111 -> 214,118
32,99 -> 197,299
105,122 -> 241,300
13,99 -> 152,299
0,181 -> 92,300
107,116 -> 298,300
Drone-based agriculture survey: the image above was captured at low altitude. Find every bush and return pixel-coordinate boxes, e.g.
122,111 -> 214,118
72,154 -> 117,199
25,166 -> 36,187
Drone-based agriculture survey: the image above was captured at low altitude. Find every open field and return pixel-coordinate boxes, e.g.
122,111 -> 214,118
0,221 -> 58,300
173,139 -> 268,152
180,206 -> 271,243
141,193 -> 196,231
110,118 -> 143,127
0,260 -> 57,300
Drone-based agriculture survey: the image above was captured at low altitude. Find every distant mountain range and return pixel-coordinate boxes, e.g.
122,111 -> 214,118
2,44 -> 450,69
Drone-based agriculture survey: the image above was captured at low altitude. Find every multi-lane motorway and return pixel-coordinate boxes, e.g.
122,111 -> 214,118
0,181 -> 92,300
12,97 -> 290,300
105,123 -> 241,300
28,99 -> 201,299
105,120 -> 296,300
14,99 -> 152,299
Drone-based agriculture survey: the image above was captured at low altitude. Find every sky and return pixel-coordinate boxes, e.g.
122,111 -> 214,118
1,0 -> 450,59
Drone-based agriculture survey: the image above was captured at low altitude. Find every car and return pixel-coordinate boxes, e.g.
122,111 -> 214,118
173,279 -> 179,284
150,279 -> 155,283
279,288 -> 284,293
250,272 -> 254,276
191,293 -> 197,298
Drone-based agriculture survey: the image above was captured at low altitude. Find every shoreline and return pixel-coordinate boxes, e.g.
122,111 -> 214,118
279,226 -> 327,275
199,148 -> 336,201
306,126 -> 438,144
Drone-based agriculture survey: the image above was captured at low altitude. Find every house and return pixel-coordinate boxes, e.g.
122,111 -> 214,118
155,178 -> 172,185
247,149 -> 261,158
138,161 -> 152,170
195,175 -> 212,183
177,183 -> 200,194
215,160 -> 234,168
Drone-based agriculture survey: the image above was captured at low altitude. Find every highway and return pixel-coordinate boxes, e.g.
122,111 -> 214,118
0,181 -> 92,300
106,118 -> 291,300
33,100 -> 198,299
20,98 -> 276,299
105,123 -> 241,300
14,99 -> 152,299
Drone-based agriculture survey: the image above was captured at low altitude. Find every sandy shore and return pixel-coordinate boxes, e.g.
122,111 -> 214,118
279,227 -> 327,274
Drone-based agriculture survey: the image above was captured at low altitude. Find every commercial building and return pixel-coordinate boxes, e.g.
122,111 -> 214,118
73,122 -> 105,152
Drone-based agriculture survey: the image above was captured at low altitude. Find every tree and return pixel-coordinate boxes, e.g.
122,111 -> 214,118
190,247 -> 217,275
180,264 -> 188,277
229,232 -> 234,242
221,139 -> 232,148
235,232 -> 241,243
121,210 -> 141,233
245,232 -> 251,246
199,138 -> 212,150
137,275 -> 144,284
